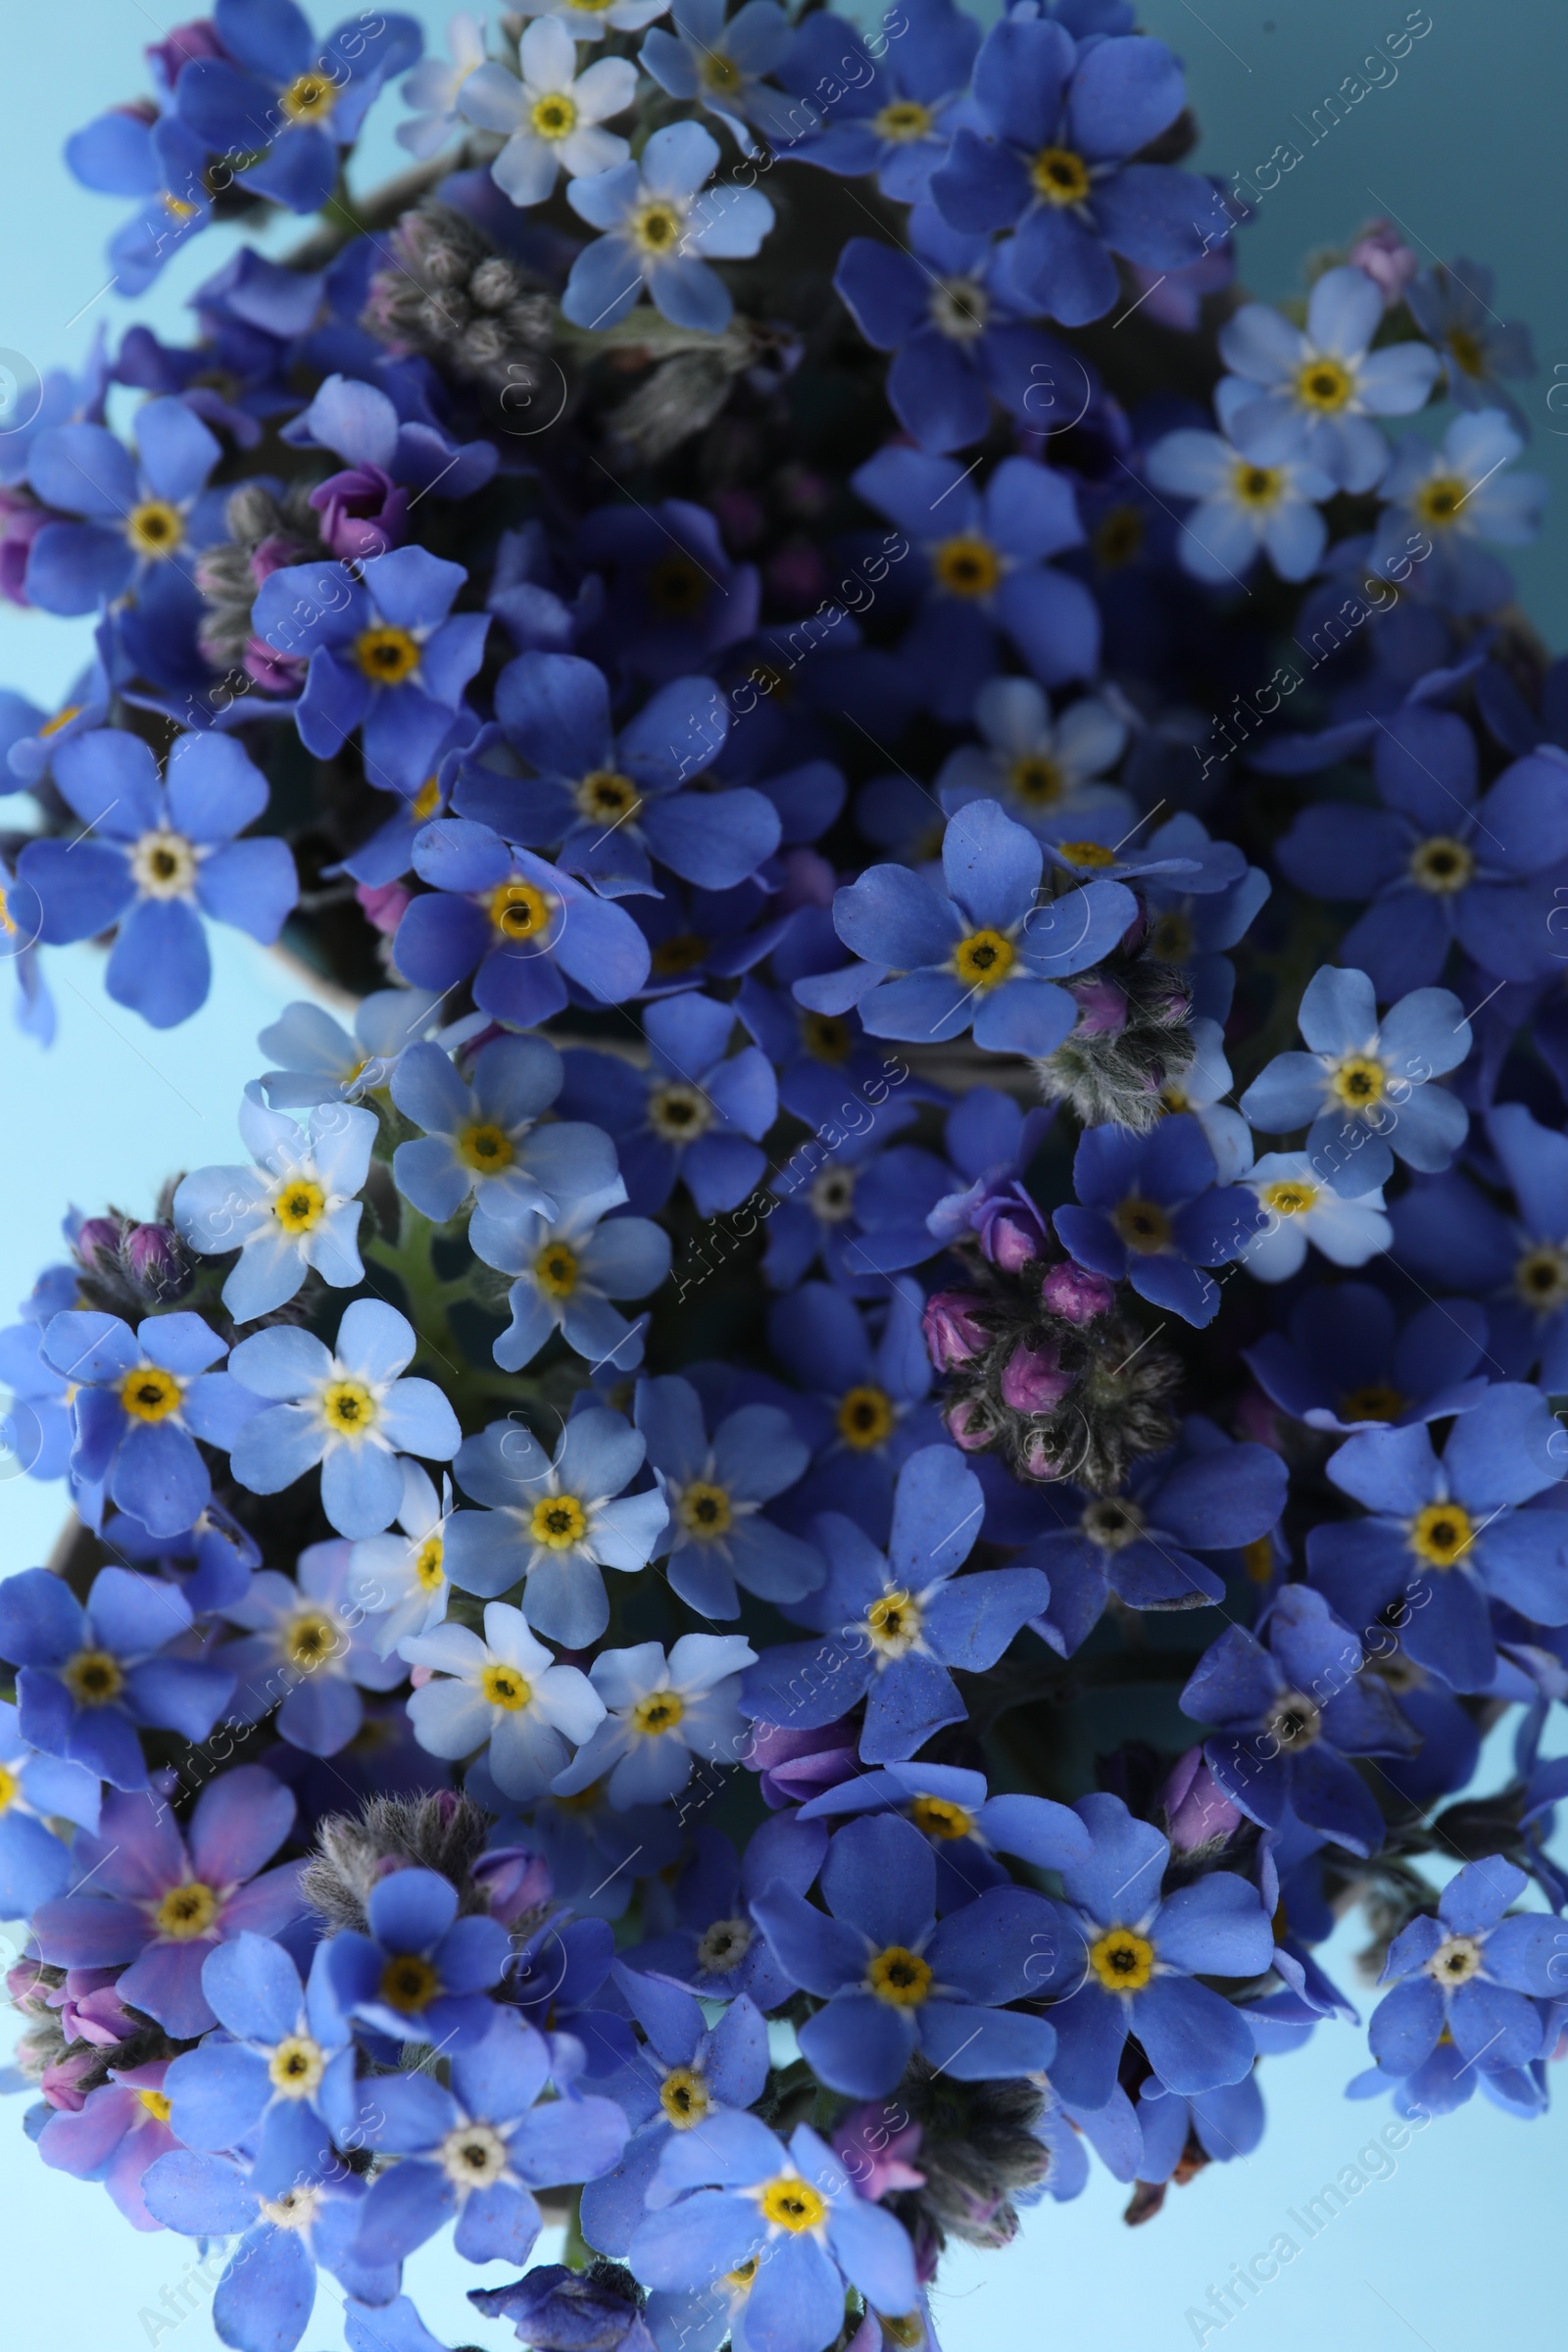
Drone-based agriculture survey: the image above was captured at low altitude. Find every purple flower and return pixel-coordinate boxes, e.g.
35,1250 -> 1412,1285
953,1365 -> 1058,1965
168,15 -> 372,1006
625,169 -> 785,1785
36,2056 -> 181,2231
30,1767 -> 301,2037
310,463 -> 410,561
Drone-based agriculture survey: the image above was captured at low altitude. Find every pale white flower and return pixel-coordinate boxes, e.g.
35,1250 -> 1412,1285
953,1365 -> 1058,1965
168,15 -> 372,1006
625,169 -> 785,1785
550,1633 -> 756,1808
398,13 -> 490,158
938,676 -> 1131,833
1241,1151 -> 1391,1283
347,1459 -> 454,1657
460,23 -> 636,205
402,1600 -> 605,1798
1163,1017 -> 1253,1184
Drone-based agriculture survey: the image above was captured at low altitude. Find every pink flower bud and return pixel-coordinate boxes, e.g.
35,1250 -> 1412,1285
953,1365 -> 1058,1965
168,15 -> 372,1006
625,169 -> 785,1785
1348,220 -> 1419,307
1018,1429 -> 1068,1481
473,1844 -> 554,1924
122,1221 -> 192,1302
356,879 -> 411,935
1161,1745 -> 1244,1853
40,2050 -> 96,2111
74,1216 -> 122,1272
945,1397 -> 994,1451
749,1717 -> 860,1808
242,633 -> 306,693
1041,1261 -> 1116,1324
922,1292 -> 990,1369
831,2103 -> 926,2202
1068,976 -> 1128,1036
976,1183 -> 1051,1272
1000,1341 -> 1071,1415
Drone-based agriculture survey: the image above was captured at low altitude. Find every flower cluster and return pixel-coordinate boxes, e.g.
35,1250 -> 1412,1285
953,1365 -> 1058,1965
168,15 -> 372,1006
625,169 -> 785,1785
4,4 -> 1568,2348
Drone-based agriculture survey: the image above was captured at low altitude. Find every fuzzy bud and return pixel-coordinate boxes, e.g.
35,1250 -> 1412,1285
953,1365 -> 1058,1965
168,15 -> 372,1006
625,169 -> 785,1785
74,1215 -> 123,1272
1040,1260 -> 1117,1325
999,1340 -> 1072,1415
1068,974 -> 1129,1036
1161,1745 -> 1244,1853
975,1183 -> 1051,1273
922,1292 -> 991,1370
945,1396 -> 996,1452
1017,1429 -> 1070,1482
122,1221 -> 193,1302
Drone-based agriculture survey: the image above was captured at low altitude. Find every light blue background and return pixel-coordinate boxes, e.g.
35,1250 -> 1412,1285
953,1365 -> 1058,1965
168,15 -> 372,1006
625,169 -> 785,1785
2,4 -> 1566,2346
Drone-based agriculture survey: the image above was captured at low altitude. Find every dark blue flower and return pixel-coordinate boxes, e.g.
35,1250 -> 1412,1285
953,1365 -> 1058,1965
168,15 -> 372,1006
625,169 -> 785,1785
631,1816 -> 826,2006
66,107 -> 215,296
797,1757 -> 1089,1914
1306,1384 -> 1568,1691
1392,1102 -> 1568,1388
1054,1113 -> 1264,1327
1368,1857 -> 1564,2081
41,1308 -> 259,1538
559,992 -> 777,1217
1277,709 -> 1568,995
578,497 -> 760,683
763,1279 -> 943,1538
329,1863 -> 512,2052
19,726 -> 297,1028
1180,1587 -> 1419,1857
777,0 -> 980,199
1140,836 -> 1271,1025
740,1445 -> 1048,1764
1244,1281 -> 1492,1435
929,17 -> 1225,326
851,448 -> 1100,715
0,1564 -> 234,1789
636,1373 -> 824,1618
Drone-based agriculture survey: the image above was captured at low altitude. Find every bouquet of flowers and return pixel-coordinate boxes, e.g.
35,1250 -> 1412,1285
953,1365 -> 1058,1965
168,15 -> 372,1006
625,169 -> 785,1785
3,4 -> 1566,2349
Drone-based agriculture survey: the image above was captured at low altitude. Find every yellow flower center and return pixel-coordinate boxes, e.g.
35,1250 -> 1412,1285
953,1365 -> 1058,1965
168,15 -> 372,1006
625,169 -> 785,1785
269,2036 -> 325,2097
1296,356 -> 1353,412
953,927 -> 1015,988
1232,461 -> 1285,510
378,1953 -> 440,2014
286,1609 -> 340,1668
1148,909 -> 1193,963
457,1121 -> 514,1172
1408,1500 -> 1474,1569
632,1690 -> 686,1735
874,98 -> 934,141
1340,1383 -> 1404,1423
660,2066 -> 710,2127
1055,839 -> 1116,866
489,879 -> 554,940
1446,327 -> 1486,379
39,704 -> 82,738
414,1535 -> 445,1592
1031,145 -> 1091,204
1515,1245 -> 1568,1311
867,1944 -> 932,2006
726,2257 -> 760,2290
652,931 -> 707,978
1415,473 -> 1467,527
1094,505 -> 1145,569
1113,1196 -> 1173,1252
1088,1926 -> 1154,1991
280,72 -> 336,121
574,768 -> 641,824
139,2088 -> 173,2121
154,1881 -> 220,1940
120,1365 -> 182,1423
412,774 -> 443,820
320,1380 -> 376,1438
645,554 -> 708,615
530,1494 -> 588,1549
1409,835 -> 1475,894
130,828 -> 198,896
481,1663 -> 532,1711
701,51 -> 743,91
932,534 -> 1002,597
633,200 -> 684,255
1330,1054 -> 1386,1109
908,1795 -> 975,1841
759,2176 -> 828,2232
531,90 -> 578,136
837,1384 -> 895,1449
648,1082 -> 713,1142
64,1648 -> 124,1706
0,1764 -> 16,1815
535,1241 -> 578,1298
273,1178 -> 326,1233
678,1481 -> 733,1541
1007,753 -> 1064,808
802,1010 -> 852,1062
126,500 -> 184,558
1242,1534 -> 1276,1585
355,625 -> 421,685
865,1588 -> 922,1660
1262,1179 -> 1318,1217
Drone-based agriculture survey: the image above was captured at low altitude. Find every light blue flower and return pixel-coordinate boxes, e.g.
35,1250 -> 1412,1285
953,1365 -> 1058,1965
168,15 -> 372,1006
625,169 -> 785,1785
163,1934 -> 358,2174
402,1599 -> 606,1797
634,1372 -> 824,1619
1146,381 -> 1337,586
1238,965 -> 1472,1200
227,1298 -> 462,1540
41,1307 -> 259,1538
0,1698 -> 100,1916
563,120 -> 774,336
398,10 -> 489,157
480,1188 -> 670,1376
1240,1152 -> 1392,1282
551,1632 -> 756,1807
444,1404 -> 669,1647
1369,408 -> 1548,612
24,396 -> 223,615
256,987 -> 455,1108
641,0 -> 796,157
174,1090 -> 376,1322
1217,265 -> 1441,492
347,1459 -> 455,1657
218,1537 -> 409,1753
459,24 -> 636,205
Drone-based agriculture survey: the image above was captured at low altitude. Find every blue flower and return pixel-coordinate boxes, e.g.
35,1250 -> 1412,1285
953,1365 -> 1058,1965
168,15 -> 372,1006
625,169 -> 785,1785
564,121 -> 774,337
740,1445 -> 1048,1764
1369,410 -> 1547,614
1216,267 -> 1441,492
1180,1587 -> 1418,1858
625,2111 -> 916,2352
0,1698 -> 100,1916
1053,1113 -> 1264,1327
578,496 -> 760,683
832,798 -> 1135,1056
257,986 -> 452,1108
175,3 -> 423,214
1392,1102 -> 1568,1387
392,1032 -> 619,1260
355,2006 -> 630,2264
18,726 -> 297,1028
0,1564 -> 234,1788
328,1862 -> 512,2052
1244,1281 -> 1492,1435
218,1537 -> 409,1753
1306,1384 -> 1568,1692
929,16 -> 1223,325
1040,1791 -> 1274,2106
464,652 -> 781,897
559,992 -> 778,1217
778,0 -> 980,199
228,1298 -> 462,1540
279,370 -> 499,503
553,1634 -> 757,1808
164,1933 -> 357,2173
933,674 -> 1130,834
757,1123 -> 951,1296
1146,386 -> 1336,587
641,0 -> 798,155
394,821 -> 652,1021
796,1758 -> 1090,1914
24,396 -> 222,614
581,1970 -> 770,2257
763,1279 -> 942,1540
40,1308 -> 257,1538
1367,1858 -> 1564,2081
484,1190 -> 670,1377
1277,709 -> 1568,995
850,448 -> 1099,715
1017,1431 -> 1287,1656
502,1909 -> 637,2074
347,1460 -> 454,1657
635,1373 -> 824,1618
174,1092 -> 377,1321
444,1403 -> 669,1647
1133,2075 -> 1263,2188
402,1600 -> 605,1798
65,107 -> 215,296
1237,966 -> 1472,1200
459,27 -> 636,204
1140,836 -> 1271,1025
1406,258 -> 1536,429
